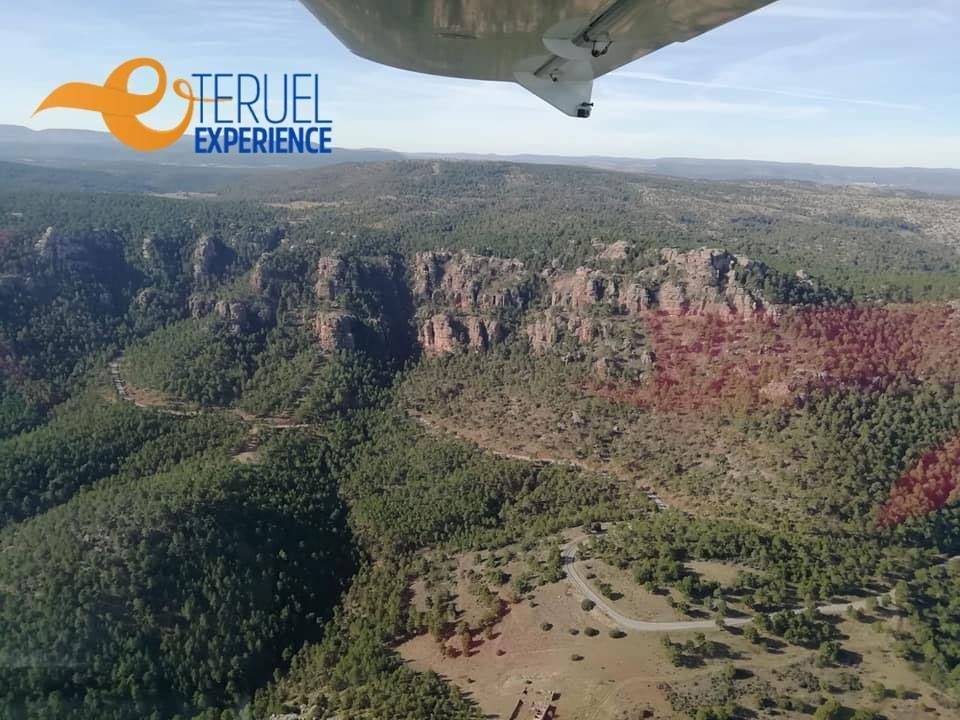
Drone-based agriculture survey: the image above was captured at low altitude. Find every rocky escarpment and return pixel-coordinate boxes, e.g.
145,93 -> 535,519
523,248 -> 780,379
408,247 -> 784,363
418,313 -> 504,356
214,299 -> 272,335
187,244 -> 791,368
313,310 -> 358,352
411,251 -> 531,356
411,251 -> 528,311
34,226 -> 109,271
314,255 -> 347,302
541,248 -> 768,321
192,235 -> 224,283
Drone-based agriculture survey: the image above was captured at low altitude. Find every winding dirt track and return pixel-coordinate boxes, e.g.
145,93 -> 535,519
109,356 -> 310,429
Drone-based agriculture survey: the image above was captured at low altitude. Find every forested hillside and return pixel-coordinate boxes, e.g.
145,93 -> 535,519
1,161 -> 960,719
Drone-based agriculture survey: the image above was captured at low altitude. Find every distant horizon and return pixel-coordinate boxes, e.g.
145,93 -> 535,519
6,122 -> 960,172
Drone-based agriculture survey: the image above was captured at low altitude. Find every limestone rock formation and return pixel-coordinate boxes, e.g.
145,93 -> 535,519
141,236 -> 160,265
410,251 -> 522,356
188,294 -> 215,319
314,311 -> 357,352
522,247 -> 776,382
315,256 -> 346,302
540,248 -> 768,324
418,313 -> 502,356
34,226 -> 88,266
215,300 -> 251,335
34,226 -> 58,260
656,248 -> 766,318
411,251 -> 529,312
192,235 -> 222,283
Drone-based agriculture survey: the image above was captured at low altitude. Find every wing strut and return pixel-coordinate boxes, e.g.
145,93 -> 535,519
513,0 -> 634,117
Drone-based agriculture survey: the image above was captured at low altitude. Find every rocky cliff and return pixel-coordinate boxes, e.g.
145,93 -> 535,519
314,311 -> 358,352
418,313 -> 504,356
540,248 -> 768,321
410,251 -> 528,312
191,244 -> 792,368
412,251 -> 529,356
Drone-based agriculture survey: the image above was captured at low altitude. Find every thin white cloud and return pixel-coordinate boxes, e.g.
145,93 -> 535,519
762,5 -> 952,24
602,93 -> 826,117
616,71 -> 919,111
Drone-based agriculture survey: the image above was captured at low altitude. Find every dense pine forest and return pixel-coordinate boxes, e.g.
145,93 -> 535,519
1,161 -> 960,719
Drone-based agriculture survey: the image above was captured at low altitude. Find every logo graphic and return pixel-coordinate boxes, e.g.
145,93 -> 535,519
35,58 -> 334,155
34,57 -> 203,152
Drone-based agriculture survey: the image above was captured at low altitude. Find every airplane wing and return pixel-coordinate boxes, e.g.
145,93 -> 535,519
298,0 -> 777,117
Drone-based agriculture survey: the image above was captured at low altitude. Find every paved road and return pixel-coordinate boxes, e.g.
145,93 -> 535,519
561,536 -> 903,633
562,537 -> 751,632
412,412 -> 955,632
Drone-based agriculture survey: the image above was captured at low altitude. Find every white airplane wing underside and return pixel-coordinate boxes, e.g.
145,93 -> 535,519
298,0 -> 777,117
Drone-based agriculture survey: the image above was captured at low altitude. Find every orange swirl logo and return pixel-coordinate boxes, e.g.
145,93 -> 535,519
34,58 -> 207,152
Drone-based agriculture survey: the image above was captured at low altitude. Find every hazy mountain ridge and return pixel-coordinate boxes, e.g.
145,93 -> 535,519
411,152 -> 960,196
4,124 -> 960,195
0,123 -> 402,169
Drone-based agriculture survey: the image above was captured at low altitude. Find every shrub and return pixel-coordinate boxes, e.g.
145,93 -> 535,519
609,628 -> 627,639
813,698 -> 843,720
540,622 -> 553,632
584,627 -> 599,637
581,599 -> 596,611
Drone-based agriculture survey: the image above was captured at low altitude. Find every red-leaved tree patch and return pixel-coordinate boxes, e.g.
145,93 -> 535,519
593,305 -> 960,413
587,304 -> 960,527
878,436 -> 960,527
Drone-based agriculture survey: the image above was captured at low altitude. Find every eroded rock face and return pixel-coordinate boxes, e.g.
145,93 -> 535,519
34,227 -> 58,260
193,235 -> 222,283
541,248 -> 767,323
314,311 -> 357,352
411,247 -> 773,359
34,226 -> 89,266
548,268 -> 611,311
411,251 -> 528,312
315,256 -> 346,302
215,300 -> 251,335
250,259 -> 268,293
418,313 -> 465,355
464,316 -> 503,351
417,313 -> 502,356
188,294 -> 215,318
525,315 -> 560,353
524,311 -> 619,351
411,251 -> 522,356
141,236 -> 160,266
521,248 -> 775,383
656,248 -> 766,318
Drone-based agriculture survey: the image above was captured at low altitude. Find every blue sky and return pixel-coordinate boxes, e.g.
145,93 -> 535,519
2,0 -> 958,167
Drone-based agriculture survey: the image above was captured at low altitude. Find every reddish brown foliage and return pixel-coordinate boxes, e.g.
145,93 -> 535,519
589,303 -> 960,527
878,436 -> 960,527
593,304 -> 960,413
